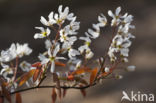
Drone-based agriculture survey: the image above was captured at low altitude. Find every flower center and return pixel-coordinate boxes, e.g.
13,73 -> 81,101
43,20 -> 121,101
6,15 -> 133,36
85,42 -> 90,46
42,32 -> 47,37
49,56 -> 55,61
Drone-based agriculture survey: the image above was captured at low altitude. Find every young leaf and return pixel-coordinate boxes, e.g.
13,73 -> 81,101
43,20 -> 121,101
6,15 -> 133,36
63,89 -> 67,98
80,89 -> 86,98
71,67 -> 92,75
0,97 -> 4,103
33,69 -> 40,82
15,93 -> 22,103
90,68 -> 98,85
51,88 -> 57,103
1,84 -> 11,103
55,62 -> 66,67
67,74 -> 74,81
0,91 -> 4,103
19,69 -> 36,86
31,62 -> 42,68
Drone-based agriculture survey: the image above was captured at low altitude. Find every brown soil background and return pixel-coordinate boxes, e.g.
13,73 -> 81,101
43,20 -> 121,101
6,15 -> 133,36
0,0 -> 156,103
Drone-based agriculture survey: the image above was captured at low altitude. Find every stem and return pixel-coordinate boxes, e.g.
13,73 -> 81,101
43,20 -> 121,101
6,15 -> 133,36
13,56 -> 19,82
51,24 -> 62,52
9,83 -> 96,95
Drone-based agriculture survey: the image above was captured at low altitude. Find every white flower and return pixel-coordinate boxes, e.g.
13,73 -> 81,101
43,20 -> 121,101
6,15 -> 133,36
20,61 -> 35,72
79,35 -> 91,54
0,43 -> 16,62
16,43 -> 32,58
34,27 -> 51,39
98,14 -> 107,27
61,36 -> 77,51
87,28 -> 100,39
58,5 -> 69,21
68,59 -> 81,71
126,65 -> 136,72
75,60 -> 82,69
0,43 -> 32,62
59,29 -> 69,42
104,67 -> 110,73
66,13 -> 75,21
115,74 -> 123,79
108,7 -> 121,26
38,44 -> 66,73
52,5 -> 75,25
68,48 -> 80,60
40,12 -> 56,26
45,40 -> 52,49
0,63 -> 13,82
85,48 -> 94,59
122,58 -> 128,63
64,19 -> 80,35
122,14 -> 133,24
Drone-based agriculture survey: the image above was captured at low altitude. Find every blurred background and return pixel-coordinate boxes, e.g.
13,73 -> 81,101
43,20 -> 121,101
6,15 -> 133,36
0,0 -> 156,103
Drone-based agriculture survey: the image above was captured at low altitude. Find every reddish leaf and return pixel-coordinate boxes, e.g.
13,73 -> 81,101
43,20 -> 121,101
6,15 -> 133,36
53,73 -> 61,99
15,93 -> 22,103
80,89 -> 86,98
19,69 -> 36,86
33,69 -> 40,82
90,68 -> 98,85
71,67 -> 92,75
55,62 -> 66,67
0,97 -> 4,103
67,75 -> 74,81
63,89 -> 67,98
31,62 -> 42,68
51,88 -> 57,103
1,84 -> 11,103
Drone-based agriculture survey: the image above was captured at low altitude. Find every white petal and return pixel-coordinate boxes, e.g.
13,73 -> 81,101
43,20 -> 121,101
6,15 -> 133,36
105,67 -> 110,73
48,48 -> 52,57
115,7 -> 121,16
38,54 -> 49,64
92,24 -> 100,31
48,12 -> 54,20
45,40 -> 52,49
50,61 -> 55,73
86,50 -> 94,59
79,36 -> 91,42
53,44 -> 60,56
34,33 -> 43,39
56,57 -> 66,60
54,13 -> 59,20
64,7 -> 69,15
120,48 -> 129,57
46,28 -> 51,36
108,10 -> 114,18
58,5 -> 63,14
40,16 -> 48,26
35,27 -> 45,32
88,29 -> 99,39
67,13 -> 74,21
127,65 -> 136,72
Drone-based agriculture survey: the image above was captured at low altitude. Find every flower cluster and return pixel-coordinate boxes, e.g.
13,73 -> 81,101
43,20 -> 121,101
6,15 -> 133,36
107,7 -> 135,62
0,43 -> 32,62
0,5 -> 135,103
0,43 -> 32,92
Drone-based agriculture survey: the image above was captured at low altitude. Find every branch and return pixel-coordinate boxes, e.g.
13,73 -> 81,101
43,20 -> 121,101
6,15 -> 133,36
10,83 -> 96,95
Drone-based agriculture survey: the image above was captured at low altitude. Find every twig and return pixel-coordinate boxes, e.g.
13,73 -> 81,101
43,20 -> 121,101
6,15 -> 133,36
13,56 -> 19,82
10,83 -> 96,95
